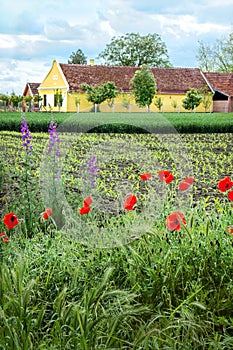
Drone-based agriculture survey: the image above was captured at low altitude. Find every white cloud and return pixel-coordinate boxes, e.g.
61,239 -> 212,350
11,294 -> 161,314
0,0 -> 233,94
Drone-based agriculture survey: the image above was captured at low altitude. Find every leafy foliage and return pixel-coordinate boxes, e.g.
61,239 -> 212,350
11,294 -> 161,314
68,48 -> 87,64
130,65 -> 156,111
182,88 -> 203,111
81,81 -> 118,107
197,32 -> 233,72
98,32 -> 172,67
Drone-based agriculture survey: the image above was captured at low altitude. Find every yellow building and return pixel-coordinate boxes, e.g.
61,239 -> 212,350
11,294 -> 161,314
38,60 -> 214,113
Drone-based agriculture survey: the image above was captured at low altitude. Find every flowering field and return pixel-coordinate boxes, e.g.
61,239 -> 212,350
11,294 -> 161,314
0,117 -> 233,349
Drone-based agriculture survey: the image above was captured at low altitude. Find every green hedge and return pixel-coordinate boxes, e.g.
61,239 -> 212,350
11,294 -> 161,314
0,112 -> 233,133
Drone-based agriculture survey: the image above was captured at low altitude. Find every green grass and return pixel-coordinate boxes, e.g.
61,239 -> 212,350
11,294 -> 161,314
0,129 -> 233,348
0,111 -> 233,133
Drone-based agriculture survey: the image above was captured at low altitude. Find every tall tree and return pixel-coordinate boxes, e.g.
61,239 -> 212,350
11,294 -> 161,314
197,32 -> 233,72
130,65 -> 156,112
98,33 -> 172,67
68,49 -> 87,64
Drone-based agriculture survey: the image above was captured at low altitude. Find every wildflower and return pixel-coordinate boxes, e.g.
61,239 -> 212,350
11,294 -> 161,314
178,177 -> 195,191
3,212 -> 19,229
166,212 -> 186,231
79,206 -> 91,215
124,194 -> 137,211
158,170 -> 174,184
79,196 -> 92,215
218,176 -> 233,192
140,172 -> 152,180
226,226 -> 233,235
228,190 -> 233,202
84,196 -> 92,207
43,208 -> 53,219
48,121 -> 60,156
87,156 -> 98,188
21,118 -> 33,154
0,232 -> 9,243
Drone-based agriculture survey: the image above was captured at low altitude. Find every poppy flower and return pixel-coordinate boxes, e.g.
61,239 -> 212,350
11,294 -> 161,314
228,190 -> 233,202
79,206 -> 91,215
42,208 -> 53,219
0,232 -> 9,243
3,212 -> 19,229
166,212 -> 186,231
158,170 -> 174,184
218,176 -> 233,192
178,177 -> 195,191
226,226 -> 233,235
124,194 -> 137,211
140,173 -> 152,180
84,196 -> 92,207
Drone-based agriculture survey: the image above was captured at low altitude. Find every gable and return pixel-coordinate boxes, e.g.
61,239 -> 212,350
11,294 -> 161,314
203,72 -> 233,97
39,60 -> 68,91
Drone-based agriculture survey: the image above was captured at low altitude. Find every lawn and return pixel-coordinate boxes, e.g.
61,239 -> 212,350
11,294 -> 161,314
0,113 -> 233,349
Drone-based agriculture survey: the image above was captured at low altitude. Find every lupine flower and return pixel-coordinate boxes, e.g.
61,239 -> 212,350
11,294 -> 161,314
124,194 -> 137,211
0,232 -> 9,243
48,121 -> 60,156
21,118 -> 33,154
140,172 -> 152,180
3,212 -> 19,229
87,156 -> 98,188
218,176 -> 233,192
178,177 -> 195,191
158,170 -> 174,184
166,212 -> 186,231
43,208 -> 53,219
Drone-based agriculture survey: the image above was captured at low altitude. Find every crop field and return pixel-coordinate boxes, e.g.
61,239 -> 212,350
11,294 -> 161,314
0,113 -> 233,349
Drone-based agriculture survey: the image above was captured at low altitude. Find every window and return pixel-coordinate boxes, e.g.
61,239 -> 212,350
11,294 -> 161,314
43,95 -> 47,106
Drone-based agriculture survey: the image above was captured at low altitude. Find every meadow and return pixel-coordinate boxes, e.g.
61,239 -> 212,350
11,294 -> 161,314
0,112 -> 233,349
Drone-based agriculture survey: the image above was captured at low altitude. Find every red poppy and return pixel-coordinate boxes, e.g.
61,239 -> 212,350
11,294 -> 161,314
228,190 -> 233,202
43,208 -> 53,219
79,206 -> 91,215
124,194 -> 137,211
178,177 -> 195,191
218,176 -> 233,192
140,172 -> 152,180
84,196 -> 92,207
166,212 -> 186,231
158,170 -> 174,184
226,226 -> 233,235
3,212 -> 19,229
0,232 -> 9,243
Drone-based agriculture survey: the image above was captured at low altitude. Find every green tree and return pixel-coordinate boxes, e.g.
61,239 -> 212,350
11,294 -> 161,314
98,32 -> 172,67
68,49 -> 87,64
197,32 -> 233,72
154,96 -> 163,112
81,81 -> 118,111
130,65 -> 156,112
182,88 -> 203,111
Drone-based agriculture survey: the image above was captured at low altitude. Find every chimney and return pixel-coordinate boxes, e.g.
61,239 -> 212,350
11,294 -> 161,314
90,59 -> 94,66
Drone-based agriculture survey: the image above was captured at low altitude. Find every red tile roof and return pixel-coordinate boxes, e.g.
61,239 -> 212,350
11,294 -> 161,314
59,64 -> 208,94
23,82 -> 40,96
203,72 -> 233,96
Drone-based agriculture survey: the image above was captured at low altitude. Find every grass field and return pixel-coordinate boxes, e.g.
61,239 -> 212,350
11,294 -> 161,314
0,113 -> 233,349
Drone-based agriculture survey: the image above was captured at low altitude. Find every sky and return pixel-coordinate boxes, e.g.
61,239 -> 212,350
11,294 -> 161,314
0,0 -> 233,95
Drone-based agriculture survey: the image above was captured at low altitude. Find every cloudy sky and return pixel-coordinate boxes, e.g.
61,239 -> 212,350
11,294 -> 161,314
0,0 -> 233,95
